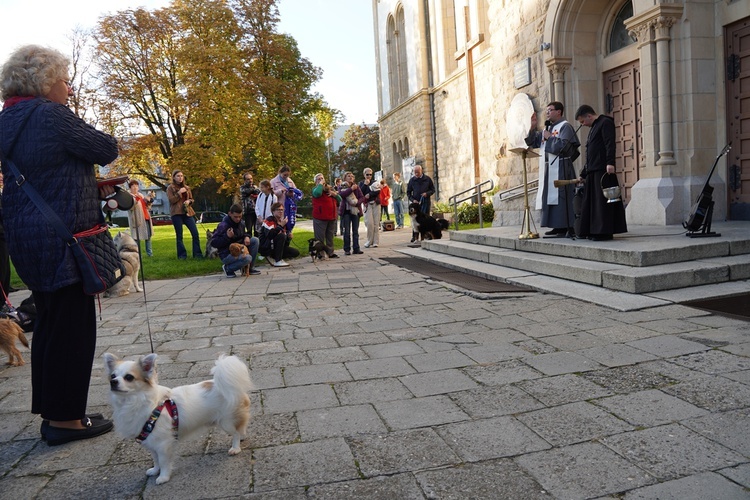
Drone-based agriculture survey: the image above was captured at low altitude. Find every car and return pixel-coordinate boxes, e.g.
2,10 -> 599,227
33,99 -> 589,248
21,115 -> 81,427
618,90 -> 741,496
151,215 -> 173,226
197,211 -> 227,224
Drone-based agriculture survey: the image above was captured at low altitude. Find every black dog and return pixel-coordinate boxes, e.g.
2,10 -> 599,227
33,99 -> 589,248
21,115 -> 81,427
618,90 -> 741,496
409,202 -> 450,241
308,238 -> 326,262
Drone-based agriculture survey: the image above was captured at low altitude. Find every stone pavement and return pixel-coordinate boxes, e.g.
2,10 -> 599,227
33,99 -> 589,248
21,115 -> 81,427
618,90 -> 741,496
1,221 -> 749,499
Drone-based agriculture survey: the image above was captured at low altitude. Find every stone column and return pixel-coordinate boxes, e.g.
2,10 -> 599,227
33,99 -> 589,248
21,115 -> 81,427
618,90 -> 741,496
545,57 -> 572,103
654,16 -> 676,167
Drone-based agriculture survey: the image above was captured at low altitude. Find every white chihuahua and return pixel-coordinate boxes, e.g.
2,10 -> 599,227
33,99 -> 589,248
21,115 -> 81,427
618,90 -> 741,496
103,352 -> 252,485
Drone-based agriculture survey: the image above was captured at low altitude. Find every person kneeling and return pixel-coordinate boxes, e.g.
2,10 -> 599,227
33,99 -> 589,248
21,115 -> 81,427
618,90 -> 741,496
212,204 -> 260,278
259,202 -> 300,267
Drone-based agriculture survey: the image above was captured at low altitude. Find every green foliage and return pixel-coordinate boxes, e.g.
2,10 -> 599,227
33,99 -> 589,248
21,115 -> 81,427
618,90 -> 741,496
432,201 -> 452,213
456,202 -> 494,224
331,124 -> 381,179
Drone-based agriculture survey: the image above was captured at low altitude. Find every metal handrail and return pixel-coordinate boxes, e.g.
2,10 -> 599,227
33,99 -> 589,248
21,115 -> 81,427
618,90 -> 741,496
447,179 -> 494,230
496,178 -> 538,202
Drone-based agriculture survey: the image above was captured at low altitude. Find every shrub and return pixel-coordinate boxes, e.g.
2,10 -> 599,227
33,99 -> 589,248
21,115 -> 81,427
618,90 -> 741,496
456,202 -> 494,224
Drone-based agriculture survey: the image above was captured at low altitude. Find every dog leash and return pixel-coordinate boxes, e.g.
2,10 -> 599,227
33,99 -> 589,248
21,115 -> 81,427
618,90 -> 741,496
130,230 -> 155,354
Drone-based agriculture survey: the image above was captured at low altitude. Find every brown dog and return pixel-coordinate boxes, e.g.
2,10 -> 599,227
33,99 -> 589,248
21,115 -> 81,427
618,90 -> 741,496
0,318 -> 29,366
228,243 -> 251,276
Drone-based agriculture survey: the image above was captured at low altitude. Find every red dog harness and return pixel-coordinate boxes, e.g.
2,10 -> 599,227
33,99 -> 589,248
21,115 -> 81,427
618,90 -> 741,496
136,399 -> 179,443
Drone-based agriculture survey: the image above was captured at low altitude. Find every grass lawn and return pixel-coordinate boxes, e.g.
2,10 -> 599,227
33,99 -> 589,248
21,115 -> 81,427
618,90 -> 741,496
10,214 -> 488,289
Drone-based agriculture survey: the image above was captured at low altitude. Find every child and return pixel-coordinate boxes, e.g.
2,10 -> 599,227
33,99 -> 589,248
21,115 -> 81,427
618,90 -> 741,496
254,180 -> 277,235
379,179 -> 391,221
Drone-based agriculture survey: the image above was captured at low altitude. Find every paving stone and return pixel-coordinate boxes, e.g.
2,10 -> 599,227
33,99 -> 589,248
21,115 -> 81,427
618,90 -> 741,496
297,405 -> 387,440
140,452 -> 252,496
362,340 -> 424,358
248,367 -> 284,390
669,350 -> 750,374
252,438 -> 359,492
542,331 -> 612,351
335,332 -> 390,347
523,351 -> 603,375
458,342 -> 530,364
623,471 -> 749,500
415,459 -> 549,500
0,476 -> 49,500
334,378 -> 413,405
626,335 -> 709,358
638,318 -> 712,335
681,408 -> 750,456
437,416 -> 551,461
466,328 -> 530,344
307,473 -> 425,500
461,358 -> 543,386
578,344 -> 658,367
283,362 -> 352,386
246,412 -> 299,449
587,323 -> 663,343
348,428 -> 460,477
249,351 -> 309,369
593,389 -> 709,426
284,336 -> 339,352
602,424 -> 745,480
515,338 -> 560,355
345,357 -> 416,380
516,374 -> 613,406
719,463 -> 750,489
375,395 -> 469,430
404,350 -> 476,372
513,320 -> 580,338
449,384 -> 545,418
516,401 -> 633,446
307,346 -> 369,364
399,369 -> 479,397
516,442 -> 655,499
662,376 -> 750,411
261,384 -> 339,414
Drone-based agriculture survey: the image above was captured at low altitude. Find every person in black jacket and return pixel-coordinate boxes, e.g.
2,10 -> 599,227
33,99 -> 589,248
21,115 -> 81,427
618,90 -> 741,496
258,202 -> 300,267
575,105 -> 627,241
406,165 -> 435,243
0,45 -> 118,445
239,172 -> 259,236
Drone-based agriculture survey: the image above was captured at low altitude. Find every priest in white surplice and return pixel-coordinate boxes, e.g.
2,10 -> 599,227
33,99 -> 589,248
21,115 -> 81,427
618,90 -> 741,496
525,101 -> 580,236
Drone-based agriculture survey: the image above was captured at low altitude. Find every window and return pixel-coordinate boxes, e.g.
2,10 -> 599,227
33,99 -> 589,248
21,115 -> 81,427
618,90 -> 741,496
609,2 -> 635,53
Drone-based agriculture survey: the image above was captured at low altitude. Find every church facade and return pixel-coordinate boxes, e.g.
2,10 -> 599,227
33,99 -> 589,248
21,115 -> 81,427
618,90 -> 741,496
371,0 -> 750,226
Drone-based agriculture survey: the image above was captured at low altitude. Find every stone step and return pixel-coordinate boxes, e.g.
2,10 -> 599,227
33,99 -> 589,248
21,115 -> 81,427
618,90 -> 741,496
421,239 -> 749,294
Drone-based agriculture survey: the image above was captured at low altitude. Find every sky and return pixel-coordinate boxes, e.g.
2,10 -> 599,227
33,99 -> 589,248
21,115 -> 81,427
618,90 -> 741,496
0,0 -> 378,125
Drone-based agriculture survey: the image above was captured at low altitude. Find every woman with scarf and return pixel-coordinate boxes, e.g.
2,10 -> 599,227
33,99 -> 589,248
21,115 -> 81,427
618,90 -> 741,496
270,165 -> 303,234
166,169 -> 203,259
0,45 -> 118,445
127,179 -> 154,257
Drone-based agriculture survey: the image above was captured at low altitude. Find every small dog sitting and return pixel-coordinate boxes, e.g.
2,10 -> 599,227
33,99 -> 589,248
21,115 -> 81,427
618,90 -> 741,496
103,352 -> 253,485
205,229 -> 219,259
409,202 -> 450,241
229,242 -> 251,276
104,231 -> 143,297
308,238 -> 326,263
0,318 -> 29,366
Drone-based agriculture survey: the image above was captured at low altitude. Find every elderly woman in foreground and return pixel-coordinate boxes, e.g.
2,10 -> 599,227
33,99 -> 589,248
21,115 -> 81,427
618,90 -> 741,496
0,45 -> 118,445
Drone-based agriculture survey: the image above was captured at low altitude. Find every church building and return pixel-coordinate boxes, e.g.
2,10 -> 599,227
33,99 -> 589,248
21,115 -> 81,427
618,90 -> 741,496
371,0 -> 750,226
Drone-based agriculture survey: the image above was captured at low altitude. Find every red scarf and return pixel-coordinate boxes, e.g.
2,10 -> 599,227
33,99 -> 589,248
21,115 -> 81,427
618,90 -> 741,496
3,96 -> 36,109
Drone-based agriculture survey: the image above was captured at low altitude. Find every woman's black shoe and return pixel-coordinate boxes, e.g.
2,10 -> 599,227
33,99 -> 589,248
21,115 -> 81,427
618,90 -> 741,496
40,413 -> 105,440
45,417 -> 113,446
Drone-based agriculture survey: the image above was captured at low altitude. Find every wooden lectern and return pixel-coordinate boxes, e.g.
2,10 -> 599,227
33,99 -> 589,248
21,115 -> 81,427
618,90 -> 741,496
510,147 -> 539,240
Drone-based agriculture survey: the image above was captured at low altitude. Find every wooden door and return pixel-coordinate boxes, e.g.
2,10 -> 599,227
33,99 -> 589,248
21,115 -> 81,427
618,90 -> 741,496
726,18 -> 750,220
604,61 -> 641,203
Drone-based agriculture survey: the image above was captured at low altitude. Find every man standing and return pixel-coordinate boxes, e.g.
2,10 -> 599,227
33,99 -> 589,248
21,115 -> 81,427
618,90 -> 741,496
526,101 -> 580,236
359,168 -> 381,248
391,172 -> 407,229
575,105 -> 627,241
239,172 -> 259,236
406,165 -> 435,243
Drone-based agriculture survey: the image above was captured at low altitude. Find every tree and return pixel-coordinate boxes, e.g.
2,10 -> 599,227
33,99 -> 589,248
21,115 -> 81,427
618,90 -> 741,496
331,124 -> 381,181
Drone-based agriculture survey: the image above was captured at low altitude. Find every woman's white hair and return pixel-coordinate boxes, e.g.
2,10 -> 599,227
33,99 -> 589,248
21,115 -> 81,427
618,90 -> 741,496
1,45 -> 70,100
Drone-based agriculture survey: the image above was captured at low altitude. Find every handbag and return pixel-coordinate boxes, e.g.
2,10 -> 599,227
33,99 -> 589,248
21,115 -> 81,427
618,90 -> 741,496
4,158 -> 125,296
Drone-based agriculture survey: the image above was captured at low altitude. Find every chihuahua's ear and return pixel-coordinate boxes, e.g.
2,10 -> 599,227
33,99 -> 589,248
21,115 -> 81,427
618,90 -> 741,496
140,353 -> 158,377
103,353 -> 118,374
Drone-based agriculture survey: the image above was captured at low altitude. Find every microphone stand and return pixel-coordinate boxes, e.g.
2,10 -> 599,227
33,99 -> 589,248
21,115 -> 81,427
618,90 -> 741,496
543,122 -> 582,240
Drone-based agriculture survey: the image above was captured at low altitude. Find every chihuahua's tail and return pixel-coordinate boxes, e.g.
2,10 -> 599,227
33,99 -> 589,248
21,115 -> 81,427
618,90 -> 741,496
212,355 -> 253,403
